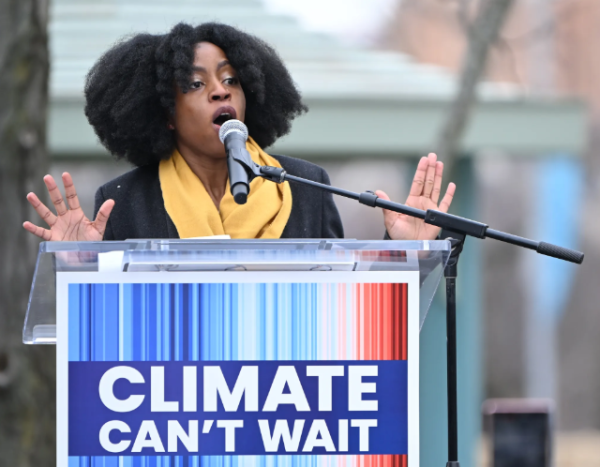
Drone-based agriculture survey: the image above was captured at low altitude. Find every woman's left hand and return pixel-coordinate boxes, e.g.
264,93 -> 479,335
376,153 -> 456,241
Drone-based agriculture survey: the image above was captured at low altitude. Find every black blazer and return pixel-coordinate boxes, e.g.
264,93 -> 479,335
93,155 -> 344,241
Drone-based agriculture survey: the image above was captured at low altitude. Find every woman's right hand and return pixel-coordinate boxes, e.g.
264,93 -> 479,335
23,172 -> 115,241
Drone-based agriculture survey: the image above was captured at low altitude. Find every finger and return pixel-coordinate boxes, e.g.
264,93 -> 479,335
62,172 -> 82,211
375,189 -> 390,202
26,192 -> 57,227
431,161 -> 444,204
93,199 -> 115,237
423,153 -> 437,199
44,174 -> 68,216
22,221 -> 52,240
409,157 -> 429,197
439,183 -> 456,213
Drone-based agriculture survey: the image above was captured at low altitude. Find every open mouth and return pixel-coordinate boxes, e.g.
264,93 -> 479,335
212,106 -> 237,127
213,114 -> 233,125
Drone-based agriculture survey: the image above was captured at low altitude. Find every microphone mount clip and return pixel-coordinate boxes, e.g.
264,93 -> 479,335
228,150 -> 287,184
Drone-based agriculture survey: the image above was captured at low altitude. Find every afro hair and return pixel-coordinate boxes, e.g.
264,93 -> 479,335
84,22 -> 307,167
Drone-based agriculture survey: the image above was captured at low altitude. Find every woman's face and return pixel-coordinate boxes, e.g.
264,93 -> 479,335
172,42 -> 246,160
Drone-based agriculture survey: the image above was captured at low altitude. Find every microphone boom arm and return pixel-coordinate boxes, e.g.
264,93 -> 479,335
229,153 -> 585,264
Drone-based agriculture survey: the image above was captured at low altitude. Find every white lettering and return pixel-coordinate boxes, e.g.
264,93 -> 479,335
168,420 -> 198,452
348,366 -> 378,411
217,420 -> 243,452
204,366 -> 258,412
302,420 -> 336,452
202,420 -> 214,433
351,419 -> 377,451
306,366 -> 344,411
99,420 -> 131,453
258,419 -> 305,452
151,367 -> 179,412
183,366 -> 197,412
338,419 -> 348,452
263,366 -> 310,412
132,420 -> 165,452
98,366 -> 145,413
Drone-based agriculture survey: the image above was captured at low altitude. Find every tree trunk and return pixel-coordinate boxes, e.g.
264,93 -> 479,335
435,0 -> 515,182
0,0 -> 55,465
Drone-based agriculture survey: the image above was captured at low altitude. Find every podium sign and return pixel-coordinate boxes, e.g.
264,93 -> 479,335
26,239 -> 450,467
58,271 -> 418,465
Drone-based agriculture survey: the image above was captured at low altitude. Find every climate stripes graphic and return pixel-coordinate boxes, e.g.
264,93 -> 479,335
68,282 -> 408,467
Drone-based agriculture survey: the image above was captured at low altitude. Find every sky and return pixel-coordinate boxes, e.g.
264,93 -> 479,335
261,0 -> 399,45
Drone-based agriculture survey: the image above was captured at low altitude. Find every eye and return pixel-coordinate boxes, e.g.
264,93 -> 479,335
190,80 -> 204,89
224,77 -> 239,86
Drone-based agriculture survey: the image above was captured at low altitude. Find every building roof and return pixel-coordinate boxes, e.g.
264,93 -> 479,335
49,0 -> 586,157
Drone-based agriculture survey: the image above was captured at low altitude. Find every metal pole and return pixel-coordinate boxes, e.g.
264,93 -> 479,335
446,276 -> 459,466
443,232 -> 463,467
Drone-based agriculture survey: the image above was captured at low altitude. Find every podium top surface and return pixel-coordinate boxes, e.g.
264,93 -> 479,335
39,238 -> 450,271
25,239 -> 450,344
38,237 -> 450,252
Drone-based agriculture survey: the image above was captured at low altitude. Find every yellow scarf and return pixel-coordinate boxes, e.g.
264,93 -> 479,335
159,137 -> 292,239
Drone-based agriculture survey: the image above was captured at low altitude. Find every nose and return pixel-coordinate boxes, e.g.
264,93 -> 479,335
209,81 -> 230,102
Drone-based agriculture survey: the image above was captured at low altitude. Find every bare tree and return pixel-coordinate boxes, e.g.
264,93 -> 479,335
436,0 -> 516,180
0,0 -> 55,465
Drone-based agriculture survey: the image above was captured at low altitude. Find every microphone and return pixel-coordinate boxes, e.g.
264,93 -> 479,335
219,119 -> 250,205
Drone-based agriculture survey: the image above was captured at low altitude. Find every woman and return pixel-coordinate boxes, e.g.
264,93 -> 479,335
23,22 -> 455,241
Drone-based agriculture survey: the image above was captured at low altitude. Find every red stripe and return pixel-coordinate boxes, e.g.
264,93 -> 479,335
375,285 -> 380,360
383,284 -> 391,359
357,283 -> 409,464
357,284 -> 362,360
364,284 -> 371,360
371,284 -> 376,360
380,284 -> 385,359
394,284 -> 401,360
401,283 -> 407,360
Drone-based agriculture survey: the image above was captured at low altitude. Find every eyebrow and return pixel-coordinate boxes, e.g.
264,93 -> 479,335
191,60 -> 231,73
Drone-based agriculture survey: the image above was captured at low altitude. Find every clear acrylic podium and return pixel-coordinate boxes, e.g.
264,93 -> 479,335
24,239 -> 451,466
24,239 -> 450,344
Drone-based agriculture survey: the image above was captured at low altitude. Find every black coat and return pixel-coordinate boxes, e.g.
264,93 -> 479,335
93,155 -> 344,241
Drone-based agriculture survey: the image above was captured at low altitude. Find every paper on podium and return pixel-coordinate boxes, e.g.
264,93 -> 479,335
98,235 -> 232,272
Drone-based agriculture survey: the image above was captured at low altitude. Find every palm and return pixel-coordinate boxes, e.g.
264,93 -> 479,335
392,193 -> 449,240
43,207 -> 103,241
23,173 -> 114,242
377,153 -> 456,241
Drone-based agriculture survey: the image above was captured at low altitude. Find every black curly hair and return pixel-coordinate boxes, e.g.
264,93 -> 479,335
84,22 -> 307,167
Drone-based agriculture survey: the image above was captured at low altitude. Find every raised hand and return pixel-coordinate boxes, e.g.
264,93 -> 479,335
376,153 -> 456,241
23,172 -> 114,241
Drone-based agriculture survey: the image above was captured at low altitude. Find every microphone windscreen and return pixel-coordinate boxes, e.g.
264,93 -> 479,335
219,119 -> 249,143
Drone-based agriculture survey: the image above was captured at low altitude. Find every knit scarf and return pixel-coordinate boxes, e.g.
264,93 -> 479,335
159,137 -> 292,239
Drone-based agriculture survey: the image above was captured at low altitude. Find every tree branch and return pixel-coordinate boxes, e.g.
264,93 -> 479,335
435,0 -> 516,181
